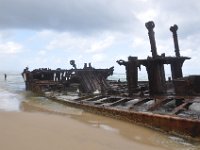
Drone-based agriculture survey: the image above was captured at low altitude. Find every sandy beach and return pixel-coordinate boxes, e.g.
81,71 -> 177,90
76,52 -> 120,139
0,111 -> 167,150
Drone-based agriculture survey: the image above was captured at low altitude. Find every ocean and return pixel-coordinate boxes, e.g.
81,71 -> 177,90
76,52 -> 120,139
0,72 -> 199,150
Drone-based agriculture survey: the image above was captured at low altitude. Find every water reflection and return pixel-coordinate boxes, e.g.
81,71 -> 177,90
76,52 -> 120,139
73,112 -> 200,150
20,95 -> 83,116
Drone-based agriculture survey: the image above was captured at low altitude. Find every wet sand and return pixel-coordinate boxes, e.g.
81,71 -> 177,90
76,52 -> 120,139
0,112 -> 167,150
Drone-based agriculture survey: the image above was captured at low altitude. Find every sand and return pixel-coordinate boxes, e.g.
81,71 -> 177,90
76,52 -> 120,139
0,112 -> 167,150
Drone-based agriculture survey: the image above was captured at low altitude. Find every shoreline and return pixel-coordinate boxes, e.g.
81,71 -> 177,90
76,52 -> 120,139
0,111 -> 167,150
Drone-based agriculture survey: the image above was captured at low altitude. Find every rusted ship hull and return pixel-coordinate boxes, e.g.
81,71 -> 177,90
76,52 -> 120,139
22,21 -> 200,140
46,94 -> 200,139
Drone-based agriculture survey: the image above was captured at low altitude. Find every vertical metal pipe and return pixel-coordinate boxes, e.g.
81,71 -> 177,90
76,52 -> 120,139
145,21 -> 158,58
170,24 -> 180,57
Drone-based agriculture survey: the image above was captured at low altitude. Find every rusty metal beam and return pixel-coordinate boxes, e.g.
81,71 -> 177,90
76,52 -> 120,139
109,98 -> 133,107
77,95 -> 108,102
148,98 -> 174,111
133,98 -> 153,106
100,97 -> 121,103
170,24 -> 180,57
145,21 -> 158,58
84,95 -> 108,102
171,101 -> 193,115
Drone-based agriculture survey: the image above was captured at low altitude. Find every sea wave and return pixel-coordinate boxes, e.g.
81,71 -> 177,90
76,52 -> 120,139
0,73 -> 25,111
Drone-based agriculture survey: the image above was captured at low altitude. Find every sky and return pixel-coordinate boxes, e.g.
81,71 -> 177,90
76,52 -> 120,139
0,0 -> 200,76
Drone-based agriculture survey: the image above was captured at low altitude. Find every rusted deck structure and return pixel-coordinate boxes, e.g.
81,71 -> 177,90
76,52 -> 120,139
22,21 -> 200,140
117,21 -> 191,96
22,62 -> 114,94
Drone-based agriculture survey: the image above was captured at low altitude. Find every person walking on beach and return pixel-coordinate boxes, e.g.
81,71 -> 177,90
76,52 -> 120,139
4,74 -> 7,80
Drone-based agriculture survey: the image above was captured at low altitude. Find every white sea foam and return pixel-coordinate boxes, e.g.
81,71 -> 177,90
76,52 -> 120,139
0,88 -> 21,111
0,73 -> 24,111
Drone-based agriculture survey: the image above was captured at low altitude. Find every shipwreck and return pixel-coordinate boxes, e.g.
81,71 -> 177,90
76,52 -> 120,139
22,21 -> 200,140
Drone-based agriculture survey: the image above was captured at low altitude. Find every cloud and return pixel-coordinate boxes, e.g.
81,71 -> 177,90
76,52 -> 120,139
86,35 -> 115,53
0,0 -> 137,33
135,9 -> 157,23
38,50 -> 47,55
0,41 -> 23,54
0,0 -> 200,75
148,0 -> 200,37
40,30 -> 115,54
92,53 -> 107,62
1,0 -> 199,36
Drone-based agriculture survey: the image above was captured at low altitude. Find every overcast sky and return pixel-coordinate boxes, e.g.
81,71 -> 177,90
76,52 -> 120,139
0,0 -> 200,76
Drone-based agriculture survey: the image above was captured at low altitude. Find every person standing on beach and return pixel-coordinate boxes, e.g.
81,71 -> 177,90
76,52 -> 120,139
4,74 -> 7,80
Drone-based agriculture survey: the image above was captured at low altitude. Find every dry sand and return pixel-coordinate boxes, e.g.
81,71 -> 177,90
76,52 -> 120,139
0,112 -> 167,150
